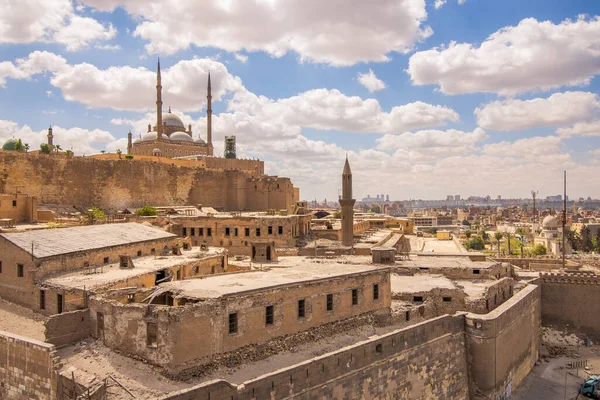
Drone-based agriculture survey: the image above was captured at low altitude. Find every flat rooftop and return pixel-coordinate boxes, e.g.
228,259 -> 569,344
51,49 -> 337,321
43,247 -> 224,291
0,222 -> 176,258
398,255 -> 498,269
391,273 -> 502,298
158,207 -> 301,219
160,263 -> 383,300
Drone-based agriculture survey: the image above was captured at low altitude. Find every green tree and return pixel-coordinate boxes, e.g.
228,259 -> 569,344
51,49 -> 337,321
65,149 -> 73,157
55,144 -> 62,153
565,229 -> 579,251
465,230 -> 472,239
40,143 -> 51,154
580,226 -> 593,252
494,231 -> 503,254
516,228 -> 526,241
516,240 -> 524,258
531,243 -> 547,256
116,149 -> 122,159
23,143 -> 29,152
466,236 -> 485,251
13,139 -> 24,152
482,231 -> 489,243
135,205 -> 158,216
462,219 -> 471,226
83,206 -> 105,225
595,230 -> 600,253
369,205 -> 381,214
101,150 -> 106,154
125,154 -> 134,159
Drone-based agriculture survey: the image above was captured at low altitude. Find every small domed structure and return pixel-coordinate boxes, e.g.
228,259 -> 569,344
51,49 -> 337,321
170,132 -> 193,142
142,131 -> 169,141
152,148 -> 162,156
194,137 -> 206,144
2,138 -> 20,151
542,215 -> 558,230
133,138 -> 141,144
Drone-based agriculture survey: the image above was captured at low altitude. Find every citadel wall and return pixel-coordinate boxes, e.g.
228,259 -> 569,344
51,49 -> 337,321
0,151 -> 295,211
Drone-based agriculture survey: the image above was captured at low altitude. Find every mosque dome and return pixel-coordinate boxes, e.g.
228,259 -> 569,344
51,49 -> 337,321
542,215 -> 559,229
170,131 -> 193,142
142,131 -> 169,141
152,148 -> 161,154
133,138 -> 141,144
2,138 -> 20,151
163,112 -> 185,128
194,137 -> 206,144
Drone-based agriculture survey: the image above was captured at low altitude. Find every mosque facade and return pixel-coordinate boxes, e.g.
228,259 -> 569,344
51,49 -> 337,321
127,60 -> 214,158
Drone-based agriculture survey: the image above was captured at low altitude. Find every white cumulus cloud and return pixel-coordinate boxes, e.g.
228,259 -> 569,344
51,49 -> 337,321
557,120 -> 600,138
357,69 -> 387,93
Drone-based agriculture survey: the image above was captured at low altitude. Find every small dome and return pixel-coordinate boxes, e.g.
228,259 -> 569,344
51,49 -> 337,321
170,132 -> 193,142
163,112 -> 185,128
2,138 -> 20,151
194,137 -> 206,144
133,138 -> 141,144
142,131 -> 169,141
542,215 -> 559,229
152,148 -> 161,154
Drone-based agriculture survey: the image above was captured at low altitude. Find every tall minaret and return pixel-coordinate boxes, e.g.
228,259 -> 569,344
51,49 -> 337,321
340,156 -> 356,247
47,125 -> 54,148
127,131 -> 132,155
156,59 -> 163,141
207,71 -> 213,154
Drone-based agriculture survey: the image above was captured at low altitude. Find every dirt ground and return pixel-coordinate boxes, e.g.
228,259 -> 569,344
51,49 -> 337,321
0,298 -> 46,341
512,326 -> 600,400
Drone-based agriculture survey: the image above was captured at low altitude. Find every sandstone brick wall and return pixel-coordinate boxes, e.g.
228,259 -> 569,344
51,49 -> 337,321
44,309 -> 90,347
541,272 -> 600,334
162,315 -> 469,400
0,330 -> 59,399
465,283 -> 541,399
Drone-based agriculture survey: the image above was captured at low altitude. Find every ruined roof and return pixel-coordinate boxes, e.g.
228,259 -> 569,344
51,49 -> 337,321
160,263 -> 384,299
0,222 -> 176,258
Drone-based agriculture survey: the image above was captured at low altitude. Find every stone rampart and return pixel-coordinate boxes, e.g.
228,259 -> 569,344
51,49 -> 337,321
0,330 -> 59,399
162,315 -> 469,400
541,272 -> 600,334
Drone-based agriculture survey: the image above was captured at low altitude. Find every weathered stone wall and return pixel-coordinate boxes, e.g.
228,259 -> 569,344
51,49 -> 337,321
44,309 -> 90,347
0,193 -> 37,223
0,330 -> 59,399
0,151 -> 295,211
540,272 -> 600,334
464,284 -> 540,399
162,315 -> 469,400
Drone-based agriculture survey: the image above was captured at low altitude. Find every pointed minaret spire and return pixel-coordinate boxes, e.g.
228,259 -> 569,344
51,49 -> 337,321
156,58 -> 163,141
340,156 -> 355,247
206,71 -> 213,153
47,125 -> 54,148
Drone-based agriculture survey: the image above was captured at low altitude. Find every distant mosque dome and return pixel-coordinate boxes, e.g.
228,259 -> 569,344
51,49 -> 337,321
170,131 -> 193,142
194,137 -> 206,144
152,148 -> 161,154
542,215 -> 559,229
2,138 -> 20,151
142,131 -> 169,141
133,138 -> 141,144
163,111 -> 185,128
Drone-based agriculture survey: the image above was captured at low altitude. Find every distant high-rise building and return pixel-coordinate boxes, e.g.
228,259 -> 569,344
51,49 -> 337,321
455,195 -> 461,201
447,195 -> 454,201
386,194 -> 390,202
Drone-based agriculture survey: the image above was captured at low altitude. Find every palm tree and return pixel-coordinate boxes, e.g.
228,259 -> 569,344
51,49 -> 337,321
23,143 -> 30,152
116,149 -> 122,159
55,144 -> 62,153
504,232 -> 512,255
14,139 -> 23,152
494,231 -> 503,255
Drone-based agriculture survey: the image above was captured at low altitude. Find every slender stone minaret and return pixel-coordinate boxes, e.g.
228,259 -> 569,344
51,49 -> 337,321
156,59 -> 163,141
47,125 -> 54,149
340,156 -> 356,247
127,131 -> 132,155
207,71 -> 213,154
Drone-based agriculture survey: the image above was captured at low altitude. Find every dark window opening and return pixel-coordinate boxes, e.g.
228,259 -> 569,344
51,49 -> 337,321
40,290 -> 45,310
245,228 -> 250,237
298,299 -> 305,318
229,313 -> 238,334
473,269 -> 480,275
191,228 -> 195,236
413,296 -> 423,303
256,228 -> 261,237
57,294 -> 63,314
103,257 -> 109,264
352,288 -> 358,305
486,299 -> 489,310
509,286 -> 513,296
326,294 -> 333,311
199,228 -> 204,236
151,248 -> 156,255
268,226 -> 273,235
376,344 -> 383,353
0,261 -> 3,273
147,322 -> 157,347
183,243 -> 189,250
278,226 -> 283,235
17,264 -> 24,278
195,266 -> 199,274
373,284 -> 380,300
176,270 -> 181,280
265,305 -> 274,325
137,250 -> 142,256
225,227 -> 230,236
127,294 -> 135,303
182,228 -> 187,236
494,294 -> 497,305
207,228 -> 212,237
405,311 -> 410,321
12,200 -> 17,207
155,270 -> 166,285
234,228 -> 239,237
442,297 -> 452,302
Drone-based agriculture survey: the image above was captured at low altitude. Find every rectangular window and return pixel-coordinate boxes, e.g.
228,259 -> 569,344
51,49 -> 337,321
12,200 -> 17,207
298,299 -> 305,318
228,313 -> 238,334
265,305 -> 274,325
245,228 -> 250,237
191,228 -> 195,236
0,260 -> 2,273
17,264 -> 23,278
278,226 -> 283,235
127,294 -> 135,303
352,288 -> 358,306
413,296 -> 423,303
225,227 -> 231,236
473,269 -> 480,275
147,322 -> 157,347
256,228 -> 261,237
103,257 -> 109,264
268,226 -> 273,235
151,248 -> 156,255
137,250 -> 142,256
40,290 -> 45,310
207,228 -> 212,237
326,294 -> 333,311
373,284 -> 379,300
182,227 -> 187,236
57,294 -> 63,314
199,228 -> 204,236
442,297 -> 452,302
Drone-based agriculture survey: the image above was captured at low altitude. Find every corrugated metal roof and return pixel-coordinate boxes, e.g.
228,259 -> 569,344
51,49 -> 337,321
0,223 -> 176,259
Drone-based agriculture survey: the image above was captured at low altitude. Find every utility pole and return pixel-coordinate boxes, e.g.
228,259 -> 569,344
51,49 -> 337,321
562,171 -> 566,269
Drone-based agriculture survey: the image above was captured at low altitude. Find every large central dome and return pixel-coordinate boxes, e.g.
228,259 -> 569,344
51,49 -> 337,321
163,112 -> 185,128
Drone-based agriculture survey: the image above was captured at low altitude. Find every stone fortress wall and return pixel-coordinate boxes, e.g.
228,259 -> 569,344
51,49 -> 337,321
540,272 -> 600,334
0,151 -> 295,211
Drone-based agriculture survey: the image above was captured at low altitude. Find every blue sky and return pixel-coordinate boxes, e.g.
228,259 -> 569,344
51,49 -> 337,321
1,0 -> 600,201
